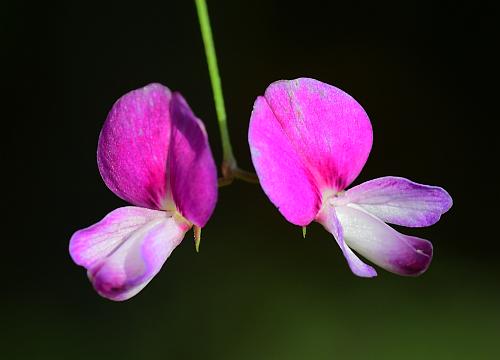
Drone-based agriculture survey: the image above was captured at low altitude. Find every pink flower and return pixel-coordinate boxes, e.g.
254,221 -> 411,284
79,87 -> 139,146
70,83 -> 217,300
248,78 -> 452,277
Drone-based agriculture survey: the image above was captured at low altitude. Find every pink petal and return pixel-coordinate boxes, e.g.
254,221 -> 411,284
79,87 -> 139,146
317,204 -> 377,277
98,83 -> 172,210
168,93 -> 218,227
248,96 -> 320,225
335,204 -> 433,276
257,78 -> 373,193
69,207 -> 189,301
342,176 -> 453,227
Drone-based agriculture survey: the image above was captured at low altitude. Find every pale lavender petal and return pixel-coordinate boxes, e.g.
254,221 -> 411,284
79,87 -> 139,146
70,207 -> 166,269
260,78 -> 373,192
317,204 -> 377,277
249,96 -> 320,225
167,93 -> 218,227
343,176 -> 453,227
89,217 -> 186,301
69,207 -> 189,301
335,204 -> 433,276
97,83 -> 172,210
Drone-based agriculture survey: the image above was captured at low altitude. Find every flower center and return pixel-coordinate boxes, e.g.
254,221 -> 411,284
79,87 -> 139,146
322,189 -> 346,207
164,202 -> 192,230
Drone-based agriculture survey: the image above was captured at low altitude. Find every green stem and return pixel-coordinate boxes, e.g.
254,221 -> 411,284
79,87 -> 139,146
195,0 -> 236,168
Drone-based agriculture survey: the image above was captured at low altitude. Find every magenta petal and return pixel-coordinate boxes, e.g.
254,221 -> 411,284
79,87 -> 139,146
335,204 -> 433,276
249,96 -> 320,225
168,93 -> 218,227
258,78 -> 373,192
343,176 -> 453,227
97,83 -> 172,210
317,204 -> 377,277
69,207 -> 188,301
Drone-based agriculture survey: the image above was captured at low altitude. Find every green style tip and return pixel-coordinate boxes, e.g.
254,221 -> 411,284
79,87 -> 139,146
194,226 -> 202,253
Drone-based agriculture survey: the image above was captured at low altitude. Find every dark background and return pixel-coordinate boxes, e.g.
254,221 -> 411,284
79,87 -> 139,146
3,1 -> 499,359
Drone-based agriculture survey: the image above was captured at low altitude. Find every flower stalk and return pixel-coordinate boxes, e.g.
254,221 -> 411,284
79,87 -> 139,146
194,0 -> 258,185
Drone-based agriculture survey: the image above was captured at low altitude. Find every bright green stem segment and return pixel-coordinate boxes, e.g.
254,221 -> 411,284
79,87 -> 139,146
195,0 -> 236,168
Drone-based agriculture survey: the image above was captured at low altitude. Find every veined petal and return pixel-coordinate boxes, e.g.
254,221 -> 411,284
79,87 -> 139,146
317,204 -> 377,277
168,93 -> 218,227
249,96 -> 320,225
343,177 -> 453,227
69,207 -> 189,301
259,78 -> 372,192
70,207 -> 166,269
97,83 -> 172,210
335,204 -> 433,276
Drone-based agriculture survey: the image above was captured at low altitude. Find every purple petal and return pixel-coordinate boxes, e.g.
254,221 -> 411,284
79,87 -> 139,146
343,176 -> 453,227
97,83 -> 173,210
69,207 -> 189,301
335,204 -> 433,276
254,78 -> 372,193
167,93 -> 218,227
317,204 -> 377,277
248,96 -> 320,225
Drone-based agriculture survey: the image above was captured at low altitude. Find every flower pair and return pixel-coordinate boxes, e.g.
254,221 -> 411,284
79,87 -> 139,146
70,78 -> 452,301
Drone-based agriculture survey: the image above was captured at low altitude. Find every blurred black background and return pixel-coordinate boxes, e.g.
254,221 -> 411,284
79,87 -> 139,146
3,1 -> 499,359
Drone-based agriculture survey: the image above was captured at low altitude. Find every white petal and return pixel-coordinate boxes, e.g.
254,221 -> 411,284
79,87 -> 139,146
70,207 -> 189,301
316,204 -> 377,277
335,204 -> 433,276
